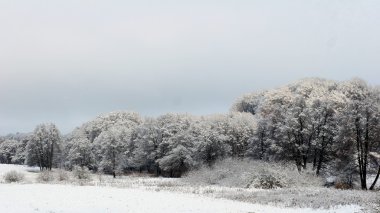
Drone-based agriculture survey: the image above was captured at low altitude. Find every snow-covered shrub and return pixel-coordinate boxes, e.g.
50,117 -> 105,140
37,171 -> 54,182
56,169 -> 69,181
4,170 -> 24,183
334,181 -> 352,190
254,174 -> 283,189
185,158 -> 323,189
73,166 -> 91,180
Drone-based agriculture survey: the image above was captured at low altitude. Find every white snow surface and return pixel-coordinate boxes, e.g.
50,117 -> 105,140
0,184 -> 361,213
0,164 -> 363,213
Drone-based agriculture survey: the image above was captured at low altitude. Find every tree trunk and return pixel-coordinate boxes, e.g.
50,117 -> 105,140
302,155 -> 307,170
312,148 -> 318,170
316,136 -> 327,176
296,158 -> 302,172
355,117 -> 367,190
316,148 -> 324,176
260,130 -> 265,160
49,143 -> 54,170
369,166 -> 380,190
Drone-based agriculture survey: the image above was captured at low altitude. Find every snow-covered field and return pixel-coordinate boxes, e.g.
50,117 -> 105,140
0,184 -> 361,213
0,164 -> 370,213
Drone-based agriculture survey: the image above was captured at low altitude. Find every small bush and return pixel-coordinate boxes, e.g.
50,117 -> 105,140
4,170 -> 25,183
334,181 -> 352,190
255,174 -> 283,189
73,166 -> 91,180
56,169 -> 69,181
37,171 -> 55,182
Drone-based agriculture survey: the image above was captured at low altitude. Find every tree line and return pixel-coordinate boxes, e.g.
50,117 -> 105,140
232,78 -> 380,190
0,78 -> 379,190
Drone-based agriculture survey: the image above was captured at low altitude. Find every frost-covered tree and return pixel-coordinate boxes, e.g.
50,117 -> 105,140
26,123 -> 61,170
156,131 -> 197,177
282,96 -> 314,171
224,112 -> 256,158
93,126 -> 133,174
246,116 -> 271,160
130,118 -> 162,174
369,152 -> 380,190
80,111 -> 142,143
309,99 -> 338,175
336,80 -> 380,189
0,133 -> 29,165
12,137 -> 28,165
0,139 -> 19,164
231,92 -> 266,115
63,111 -> 142,171
66,138 -> 95,169
154,113 -> 194,176
192,116 -> 230,166
233,78 -> 380,182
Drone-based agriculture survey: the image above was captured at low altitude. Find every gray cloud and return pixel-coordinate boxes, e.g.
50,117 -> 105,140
1,0 -> 379,134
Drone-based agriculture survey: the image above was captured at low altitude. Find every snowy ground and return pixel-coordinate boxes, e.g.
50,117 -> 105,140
0,184 -> 361,213
0,164 -> 373,213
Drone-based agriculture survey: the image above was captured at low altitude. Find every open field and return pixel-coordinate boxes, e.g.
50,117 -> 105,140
1,164 -> 377,212
1,184 -> 362,213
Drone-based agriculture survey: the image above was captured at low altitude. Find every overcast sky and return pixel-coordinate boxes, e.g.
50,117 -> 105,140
1,0 -> 379,135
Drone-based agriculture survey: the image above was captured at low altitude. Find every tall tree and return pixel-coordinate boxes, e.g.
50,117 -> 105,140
26,123 -> 61,170
0,139 -> 19,164
93,126 -> 133,174
337,80 -> 380,189
131,119 -> 162,174
66,138 -> 95,169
